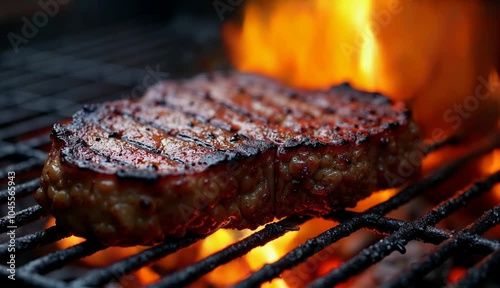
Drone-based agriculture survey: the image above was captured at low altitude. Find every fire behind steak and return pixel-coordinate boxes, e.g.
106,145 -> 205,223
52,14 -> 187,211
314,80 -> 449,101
36,72 -> 422,246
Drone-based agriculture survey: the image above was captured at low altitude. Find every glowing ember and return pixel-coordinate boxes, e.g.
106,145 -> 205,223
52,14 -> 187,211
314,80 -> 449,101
196,219 -> 336,287
46,218 -> 160,285
316,258 -> 342,277
481,149 -> 500,201
448,267 -> 467,284
480,71 -> 500,201
349,188 -> 398,212
197,229 -> 251,286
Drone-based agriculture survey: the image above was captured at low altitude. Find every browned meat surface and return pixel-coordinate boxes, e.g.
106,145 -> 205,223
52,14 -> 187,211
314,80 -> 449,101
36,72 -> 422,246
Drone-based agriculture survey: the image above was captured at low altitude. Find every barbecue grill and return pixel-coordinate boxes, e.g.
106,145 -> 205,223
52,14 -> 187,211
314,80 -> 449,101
0,16 -> 499,288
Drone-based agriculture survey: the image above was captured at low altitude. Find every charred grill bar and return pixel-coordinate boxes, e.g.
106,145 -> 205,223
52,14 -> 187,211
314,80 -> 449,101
0,19 -> 499,288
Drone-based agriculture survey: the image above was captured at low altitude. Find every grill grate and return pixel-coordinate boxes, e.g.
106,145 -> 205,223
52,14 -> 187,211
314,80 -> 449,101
0,17 -> 499,288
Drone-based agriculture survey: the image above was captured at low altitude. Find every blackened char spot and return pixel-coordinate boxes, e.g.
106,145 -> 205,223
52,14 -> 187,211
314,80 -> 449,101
324,107 -> 336,114
116,169 -> 158,182
286,90 -> 298,99
372,92 -> 392,104
379,137 -> 390,148
381,122 -> 400,130
330,82 -> 351,92
229,134 -> 240,142
282,107 -> 292,115
356,132 -> 370,144
194,90 -> 210,99
250,93 -> 262,100
283,138 -> 301,149
177,133 -> 225,152
51,124 -> 70,142
139,196 -> 153,211
82,104 -> 97,113
237,86 -> 246,94
238,133 -> 250,140
403,109 -> 412,118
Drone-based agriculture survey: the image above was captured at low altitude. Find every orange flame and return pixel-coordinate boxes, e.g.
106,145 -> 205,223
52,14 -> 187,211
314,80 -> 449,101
224,0 -> 379,91
223,0 -> 500,139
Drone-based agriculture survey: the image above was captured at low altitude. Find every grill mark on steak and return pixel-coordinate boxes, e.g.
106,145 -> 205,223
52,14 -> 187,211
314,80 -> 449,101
160,87 -> 269,130
110,100 -> 237,153
86,105 -> 189,166
151,89 -> 242,133
55,125 -> 138,172
187,86 -> 271,124
219,101 -> 270,124
149,84 -> 270,125
117,114 -> 188,166
150,85 -> 307,146
103,112 -> 219,167
76,120 -> 185,173
123,103 -> 248,152
176,133 -> 226,152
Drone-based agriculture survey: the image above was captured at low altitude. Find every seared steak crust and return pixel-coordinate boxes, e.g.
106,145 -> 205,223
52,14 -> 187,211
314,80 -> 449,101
36,72 -> 421,246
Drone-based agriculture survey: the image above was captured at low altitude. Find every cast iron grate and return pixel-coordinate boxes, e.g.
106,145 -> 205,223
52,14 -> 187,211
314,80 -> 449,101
0,17 -> 499,288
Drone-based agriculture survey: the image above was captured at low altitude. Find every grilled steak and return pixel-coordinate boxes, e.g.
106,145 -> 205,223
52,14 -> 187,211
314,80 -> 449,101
36,72 -> 422,246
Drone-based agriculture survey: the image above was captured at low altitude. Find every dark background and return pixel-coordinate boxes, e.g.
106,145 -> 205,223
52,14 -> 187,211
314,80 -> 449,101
0,0 -> 230,51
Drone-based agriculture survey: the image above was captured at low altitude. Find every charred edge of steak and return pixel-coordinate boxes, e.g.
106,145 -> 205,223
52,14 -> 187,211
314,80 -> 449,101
35,72 -> 422,246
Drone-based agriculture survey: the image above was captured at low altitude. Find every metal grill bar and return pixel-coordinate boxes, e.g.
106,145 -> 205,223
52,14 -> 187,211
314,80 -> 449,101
233,141 -> 498,288
0,114 -> 63,140
0,226 -> 69,258
384,206 -> 500,288
1,144 -> 48,161
309,171 -> 500,288
330,211 -> 500,253
0,178 -> 41,204
423,136 -> 459,155
20,241 -> 106,274
454,249 -> 500,287
148,217 -> 307,288
0,205 -> 46,233
32,19 -> 149,52
69,234 -> 206,287
0,267 -> 67,288
0,159 -> 44,178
